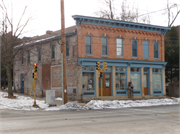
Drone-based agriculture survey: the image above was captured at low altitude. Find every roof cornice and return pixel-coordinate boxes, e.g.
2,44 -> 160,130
72,15 -> 170,35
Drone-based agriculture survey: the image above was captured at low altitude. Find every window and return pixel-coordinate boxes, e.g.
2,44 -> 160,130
38,47 -> 41,62
51,44 -> 55,59
154,42 -> 159,59
27,50 -> 30,63
21,52 -> 24,64
152,69 -> 162,90
85,35 -> 92,55
132,39 -> 138,57
82,72 -> 94,90
116,67 -> 127,90
101,37 -> 108,56
116,38 -> 123,56
143,41 -> 149,59
130,68 -> 141,90
66,40 -> 69,56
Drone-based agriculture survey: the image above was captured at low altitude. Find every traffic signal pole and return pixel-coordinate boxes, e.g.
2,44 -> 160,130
61,0 -> 67,104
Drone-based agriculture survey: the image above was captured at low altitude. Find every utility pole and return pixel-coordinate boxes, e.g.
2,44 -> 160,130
179,25 -> 180,97
61,0 -> 67,104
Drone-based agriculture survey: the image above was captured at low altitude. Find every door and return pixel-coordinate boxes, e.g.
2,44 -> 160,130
99,73 -> 111,96
21,74 -> 24,93
144,74 -> 148,95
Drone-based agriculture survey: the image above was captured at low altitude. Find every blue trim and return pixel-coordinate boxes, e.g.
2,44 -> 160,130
143,40 -> 149,59
72,15 -> 170,35
132,39 -> 138,58
82,66 -> 96,97
85,35 -> 93,55
115,67 -> 128,96
130,67 -> 142,96
78,58 -> 167,68
152,68 -> 163,95
116,38 -> 123,57
101,36 -> 108,56
153,42 -> 159,59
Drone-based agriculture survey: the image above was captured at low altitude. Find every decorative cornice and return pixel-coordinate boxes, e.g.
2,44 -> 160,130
72,15 -> 171,36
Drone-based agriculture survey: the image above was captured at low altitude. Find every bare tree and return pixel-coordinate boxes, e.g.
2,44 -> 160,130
0,0 -> 33,97
164,0 -> 180,27
94,0 -> 150,24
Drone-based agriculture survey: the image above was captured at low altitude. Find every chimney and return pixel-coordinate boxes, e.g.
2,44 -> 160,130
46,30 -> 53,34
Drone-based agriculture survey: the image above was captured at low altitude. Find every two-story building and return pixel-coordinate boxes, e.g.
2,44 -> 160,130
14,15 -> 170,101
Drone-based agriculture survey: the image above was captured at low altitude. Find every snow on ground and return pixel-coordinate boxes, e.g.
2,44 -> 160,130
84,98 -> 180,109
0,91 -> 180,111
55,97 -> 62,100
0,92 -> 83,111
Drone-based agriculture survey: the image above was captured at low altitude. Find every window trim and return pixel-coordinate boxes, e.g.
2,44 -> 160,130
101,36 -> 108,56
116,38 -> 123,57
51,44 -> 55,60
153,42 -> 159,59
85,35 -> 92,55
143,40 -> 149,59
38,47 -> 41,62
132,39 -> 138,58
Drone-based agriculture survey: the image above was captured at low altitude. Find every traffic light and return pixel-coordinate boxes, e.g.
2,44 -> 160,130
33,63 -> 38,79
103,62 -> 107,71
96,61 -> 100,70
98,72 -> 100,78
100,72 -> 103,78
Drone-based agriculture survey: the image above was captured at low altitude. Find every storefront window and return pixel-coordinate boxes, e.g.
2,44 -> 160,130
152,74 -> 162,90
116,73 -> 126,90
131,68 -> 141,90
116,67 -> 126,72
82,72 -> 94,91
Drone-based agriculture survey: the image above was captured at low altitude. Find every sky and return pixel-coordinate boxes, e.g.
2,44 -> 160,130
1,0 -> 180,37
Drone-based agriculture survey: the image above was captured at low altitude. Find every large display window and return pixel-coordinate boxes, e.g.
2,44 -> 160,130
82,72 -> 94,90
152,69 -> 162,90
130,68 -> 141,95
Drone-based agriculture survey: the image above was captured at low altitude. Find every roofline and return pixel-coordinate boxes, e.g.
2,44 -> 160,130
72,15 -> 170,35
14,31 -> 76,49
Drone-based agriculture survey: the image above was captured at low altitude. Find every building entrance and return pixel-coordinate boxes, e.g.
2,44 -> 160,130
99,73 -> 111,96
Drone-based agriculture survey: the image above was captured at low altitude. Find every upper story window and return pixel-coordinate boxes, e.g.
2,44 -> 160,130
38,47 -> 41,62
143,40 -> 149,59
21,52 -> 24,64
132,39 -> 138,57
116,38 -> 123,57
153,42 -> 159,59
66,40 -> 69,56
101,37 -> 108,56
51,44 -> 55,59
85,35 -> 92,55
27,50 -> 30,63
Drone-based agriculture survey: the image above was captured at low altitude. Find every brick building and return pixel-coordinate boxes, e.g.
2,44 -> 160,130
14,15 -> 170,101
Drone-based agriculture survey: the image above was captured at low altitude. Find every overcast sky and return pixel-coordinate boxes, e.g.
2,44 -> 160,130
2,0 -> 180,37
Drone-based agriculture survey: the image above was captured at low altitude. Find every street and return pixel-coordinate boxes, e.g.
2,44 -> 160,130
0,105 -> 180,134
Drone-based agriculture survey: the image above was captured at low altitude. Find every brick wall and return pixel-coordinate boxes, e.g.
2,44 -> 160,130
78,24 -> 165,62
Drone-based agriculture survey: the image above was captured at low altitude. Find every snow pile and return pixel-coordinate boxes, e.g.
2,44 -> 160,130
45,102 -> 84,111
55,97 -> 62,100
0,92 -> 49,110
84,98 -> 180,109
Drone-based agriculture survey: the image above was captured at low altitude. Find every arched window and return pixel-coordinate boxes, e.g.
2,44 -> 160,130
153,42 -> 159,59
132,39 -> 138,57
85,35 -> 92,55
101,36 -> 108,56
143,40 -> 149,59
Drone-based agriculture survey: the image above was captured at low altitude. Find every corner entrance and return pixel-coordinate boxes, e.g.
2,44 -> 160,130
99,73 -> 111,96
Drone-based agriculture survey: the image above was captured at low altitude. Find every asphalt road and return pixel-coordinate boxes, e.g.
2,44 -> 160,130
0,105 -> 180,134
